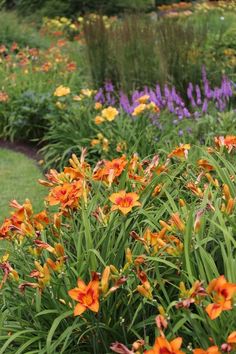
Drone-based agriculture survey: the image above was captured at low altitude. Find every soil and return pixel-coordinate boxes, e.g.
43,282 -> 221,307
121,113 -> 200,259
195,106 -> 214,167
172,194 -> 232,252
0,140 -> 41,160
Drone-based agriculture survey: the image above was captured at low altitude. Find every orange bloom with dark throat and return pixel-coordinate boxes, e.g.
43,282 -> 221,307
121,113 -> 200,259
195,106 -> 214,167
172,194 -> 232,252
93,156 -> 127,186
144,336 -> 184,354
215,136 -> 236,153
68,275 -> 99,316
47,180 -> 83,210
168,144 -> 190,159
205,275 -> 236,320
109,190 -> 141,215
193,346 -> 220,354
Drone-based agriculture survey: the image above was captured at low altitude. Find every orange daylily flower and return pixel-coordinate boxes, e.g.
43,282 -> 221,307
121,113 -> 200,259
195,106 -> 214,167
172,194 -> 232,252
215,136 -> 236,153
227,331 -> 236,344
144,336 -> 184,354
94,102 -> 102,110
193,346 -> 221,354
221,331 -> 236,353
176,280 -> 207,309
109,190 -> 141,215
30,261 -> 51,289
186,182 -> 203,198
47,180 -> 83,210
93,156 -> 127,185
168,144 -> 190,159
143,227 -> 182,255
0,260 -> 19,289
68,275 -> 99,316
33,210 -> 50,230
197,159 -> 214,171
94,115 -> 105,125
0,199 -> 49,240
205,275 -> 236,320
0,91 -> 9,102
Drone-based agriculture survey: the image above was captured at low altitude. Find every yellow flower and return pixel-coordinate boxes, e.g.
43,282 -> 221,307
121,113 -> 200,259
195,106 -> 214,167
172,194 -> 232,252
102,106 -> 119,121
54,85 -> 71,97
80,89 -> 94,97
73,95 -> 82,101
132,104 -> 147,116
137,94 -> 150,104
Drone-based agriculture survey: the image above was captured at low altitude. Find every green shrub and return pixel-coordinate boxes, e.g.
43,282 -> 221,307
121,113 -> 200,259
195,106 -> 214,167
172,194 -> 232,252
1,0 -> 155,18
0,11 -> 50,48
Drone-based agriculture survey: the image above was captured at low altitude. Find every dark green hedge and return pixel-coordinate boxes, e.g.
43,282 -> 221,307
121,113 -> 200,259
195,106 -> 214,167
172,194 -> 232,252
1,0 -> 193,17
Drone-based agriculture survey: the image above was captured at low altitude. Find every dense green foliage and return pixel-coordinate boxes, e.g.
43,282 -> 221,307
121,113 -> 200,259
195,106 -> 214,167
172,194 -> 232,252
1,0 -> 155,17
83,10 -> 236,92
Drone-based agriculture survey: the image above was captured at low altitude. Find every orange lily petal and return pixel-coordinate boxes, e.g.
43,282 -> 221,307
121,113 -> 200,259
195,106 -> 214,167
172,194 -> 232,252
68,288 -> 80,301
74,303 -> 86,316
205,303 -> 222,320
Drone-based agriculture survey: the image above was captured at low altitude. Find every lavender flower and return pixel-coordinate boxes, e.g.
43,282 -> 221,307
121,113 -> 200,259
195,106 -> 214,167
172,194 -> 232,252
95,67 -> 233,127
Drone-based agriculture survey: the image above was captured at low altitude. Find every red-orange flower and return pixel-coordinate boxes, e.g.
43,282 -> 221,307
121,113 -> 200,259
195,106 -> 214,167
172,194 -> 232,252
215,136 -> 236,153
205,275 -> 236,320
197,159 -> 214,171
193,346 -> 221,354
93,156 -> 127,186
68,275 -> 99,316
168,144 -> 190,159
221,331 -> 236,353
227,331 -> 236,344
47,180 -> 83,210
144,336 -> 184,354
109,190 -> 141,215
0,91 -> 9,103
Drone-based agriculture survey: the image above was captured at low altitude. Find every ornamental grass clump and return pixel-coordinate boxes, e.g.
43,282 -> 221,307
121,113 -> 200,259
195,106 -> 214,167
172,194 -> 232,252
0,138 -> 236,353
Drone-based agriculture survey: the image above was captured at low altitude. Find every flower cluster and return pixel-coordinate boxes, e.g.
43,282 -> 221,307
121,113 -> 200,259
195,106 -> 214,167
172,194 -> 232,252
95,68 -> 233,125
0,137 -> 236,351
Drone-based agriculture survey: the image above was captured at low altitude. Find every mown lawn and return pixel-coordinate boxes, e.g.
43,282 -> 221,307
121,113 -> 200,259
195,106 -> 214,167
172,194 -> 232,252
0,149 -> 46,221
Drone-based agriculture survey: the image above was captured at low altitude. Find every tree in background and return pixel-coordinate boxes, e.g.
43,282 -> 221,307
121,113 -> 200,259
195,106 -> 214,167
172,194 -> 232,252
0,0 -> 163,17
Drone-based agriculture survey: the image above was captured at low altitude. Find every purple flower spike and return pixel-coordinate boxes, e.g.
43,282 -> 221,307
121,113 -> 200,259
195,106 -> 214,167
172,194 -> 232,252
202,99 -> 208,113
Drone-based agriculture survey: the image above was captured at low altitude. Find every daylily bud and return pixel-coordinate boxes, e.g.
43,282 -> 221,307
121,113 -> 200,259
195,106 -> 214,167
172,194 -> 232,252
223,184 -> 231,201
134,255 -> 146,267
179,198 -> 186,207
110,265 -> 119,275
159,220 -> 172,231
101,266 -> 110,294
225,198 -> 235,215
136,285 -> 153,300
156,314 -> 168,331
132,339 -> 145,351
170,213 -> 185,232
125,248 -> 132,264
